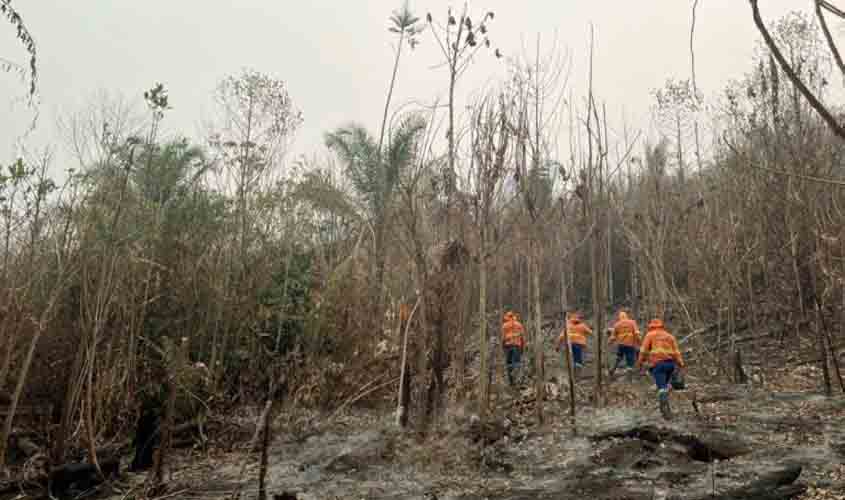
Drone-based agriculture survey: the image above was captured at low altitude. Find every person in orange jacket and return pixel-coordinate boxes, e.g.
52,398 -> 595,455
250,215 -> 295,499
636,319 -> 685,419
502,311 -> 526,386
609,311 -> 641,375
557,313 -> 592,370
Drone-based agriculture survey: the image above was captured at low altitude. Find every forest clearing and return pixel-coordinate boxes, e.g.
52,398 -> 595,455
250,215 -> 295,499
2,1 -> 845,499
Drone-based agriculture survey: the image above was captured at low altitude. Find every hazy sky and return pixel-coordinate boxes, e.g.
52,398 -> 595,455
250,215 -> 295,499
0,1 -> 814,173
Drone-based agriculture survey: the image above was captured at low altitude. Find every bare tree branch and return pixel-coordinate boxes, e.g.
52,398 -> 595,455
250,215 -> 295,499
821,0 -> 845,18
750,0 -> 845,141
815,0 -> 845,83
690,0 -> 701,98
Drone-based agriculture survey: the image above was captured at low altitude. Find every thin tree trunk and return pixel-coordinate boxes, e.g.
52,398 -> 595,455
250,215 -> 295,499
53,341 -> 85,464
815,304 -> 845,394
479,230 -> 490,423
0,319 -> 18,389
590,215 -> 605,407
560,316 -> 577,434
811,232 -> 832,397
257,400 -> 272,500
816,302 -> 832,396
456,265 -> 472,404
532,245 -> 544,425
396,296 -> 420,427
274,244 -> 294,352
607,210 -> 613,306
447,70 -> 457,198
152,338 -> 185,489
377,31 -> 405,153
494,252 -> 503,396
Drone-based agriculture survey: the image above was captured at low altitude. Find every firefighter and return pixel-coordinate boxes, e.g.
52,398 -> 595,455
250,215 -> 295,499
558,313 -> 592,371
636,319 -> 685,420
501,311 -> 526,386
609,310 -> 641,376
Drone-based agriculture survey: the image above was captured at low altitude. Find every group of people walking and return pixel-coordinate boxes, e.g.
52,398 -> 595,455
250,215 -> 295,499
501,309 -> 686,419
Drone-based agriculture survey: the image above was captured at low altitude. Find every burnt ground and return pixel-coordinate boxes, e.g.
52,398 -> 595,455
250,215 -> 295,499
93,340 -> 845,500
100,380 -> 844,500
8,322 -> 845,500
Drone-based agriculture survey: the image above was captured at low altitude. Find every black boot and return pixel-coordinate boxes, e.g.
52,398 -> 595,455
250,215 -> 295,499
658,389 -> 672,421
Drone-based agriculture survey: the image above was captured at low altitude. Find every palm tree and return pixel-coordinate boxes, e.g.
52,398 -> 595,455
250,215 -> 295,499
378,1 -> 421,153
325,114 -> 426,306
132,138 -> 207,208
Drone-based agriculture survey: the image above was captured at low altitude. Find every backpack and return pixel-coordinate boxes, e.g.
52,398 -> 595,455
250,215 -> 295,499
670,370 -> 686,390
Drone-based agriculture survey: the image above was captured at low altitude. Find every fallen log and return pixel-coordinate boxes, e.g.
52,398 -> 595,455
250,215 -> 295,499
684,333 -> 779,362
49,456 -> 120,497
695,393 -> 741,404
0,456 -> 122,498
686,465 -> 805,500
590,424 -> 751,461
679,320 -> 750,346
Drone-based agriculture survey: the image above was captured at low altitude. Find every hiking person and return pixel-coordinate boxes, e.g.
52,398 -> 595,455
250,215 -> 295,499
609,310 -> 641,376
558,313 -> 592,371
502,311 -> 526,386
636,318 -> 685,420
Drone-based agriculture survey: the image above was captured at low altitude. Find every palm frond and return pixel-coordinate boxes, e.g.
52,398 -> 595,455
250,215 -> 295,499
326,115 -> 427,218
385,114 -> 427,191
390,0 -> 419,32
294,170 -> 358,219
325,124 -> 381,210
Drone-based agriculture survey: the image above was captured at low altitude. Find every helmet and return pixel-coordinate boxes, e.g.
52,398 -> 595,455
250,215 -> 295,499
648,319 -> 664,330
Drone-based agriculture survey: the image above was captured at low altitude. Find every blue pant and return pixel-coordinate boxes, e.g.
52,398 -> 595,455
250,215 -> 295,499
616,345 -> 637,368
650,360 -> 676,391
571,344 -> 585,366
505,346 -> 522,385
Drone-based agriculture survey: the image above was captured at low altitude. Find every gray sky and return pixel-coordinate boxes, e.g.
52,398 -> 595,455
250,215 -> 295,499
0,1 -> 811,173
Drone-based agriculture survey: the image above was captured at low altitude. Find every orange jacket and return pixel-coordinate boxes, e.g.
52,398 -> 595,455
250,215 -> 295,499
502,315 -> 526,349
611,312 -> 641,347
560,318 -> 592,346
637,319 -> 684,368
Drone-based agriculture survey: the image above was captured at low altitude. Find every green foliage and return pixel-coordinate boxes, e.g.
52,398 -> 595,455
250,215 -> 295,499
1,0 -> 37,98
143,82 -> 171,121
294,169 -> 357,219
257,246 -> 314,354
389,1 -> 423,49
132,139 -> 207,206
325,114 -> 426,216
